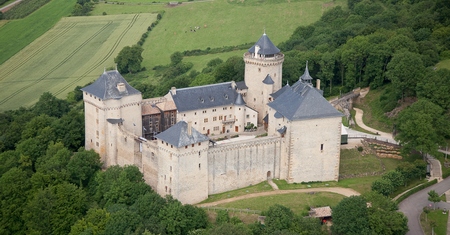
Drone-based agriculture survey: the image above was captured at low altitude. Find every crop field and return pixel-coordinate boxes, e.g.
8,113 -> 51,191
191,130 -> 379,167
92,0 -> 345,69
0,13 -> 156,111
0,0 -> 76,65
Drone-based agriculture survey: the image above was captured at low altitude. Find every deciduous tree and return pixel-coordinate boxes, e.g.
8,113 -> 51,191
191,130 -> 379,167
115,45 -> 144,74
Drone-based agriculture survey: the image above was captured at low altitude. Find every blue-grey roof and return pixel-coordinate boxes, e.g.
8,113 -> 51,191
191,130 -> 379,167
277,126 -> 287,134
155,121 -> 209,148
262,74 -> 274,85
235,93 -> 246,106
248,33 -> 280,55
263,114 -> 268,123
271,84 -> 290,99
268,80 -> 343,121
299,62 -> 313,83
81,70 -> 140,100
106,118 -> 123,124
236,81 -> 248,90
170,82 -> 238,112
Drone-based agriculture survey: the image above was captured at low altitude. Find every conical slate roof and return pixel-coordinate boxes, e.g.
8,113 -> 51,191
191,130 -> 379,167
262,74 -> 275,85
299,62 -> 313,83
248,33 -> 280,55
155,121 -> 209,148
81,70 -> 140,100
234,93 -> 246,106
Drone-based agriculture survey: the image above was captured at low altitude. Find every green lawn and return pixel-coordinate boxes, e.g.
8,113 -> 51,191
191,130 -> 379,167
200,181 -> 274,204
0,13 -> 156,111
216,192 -> 344,216
340,149 -> 383,176
183,49 -> 247,72
421,209 -> 448,235
0,0 -> 76,65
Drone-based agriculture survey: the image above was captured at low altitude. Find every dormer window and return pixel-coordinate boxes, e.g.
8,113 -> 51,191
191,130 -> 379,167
210,97 -> 214,102
224,94 -> 228,99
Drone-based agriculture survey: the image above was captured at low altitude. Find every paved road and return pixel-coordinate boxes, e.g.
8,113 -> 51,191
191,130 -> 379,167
399,177 -> 450,235
353,107 -> 397,143
0,0 -> 22,12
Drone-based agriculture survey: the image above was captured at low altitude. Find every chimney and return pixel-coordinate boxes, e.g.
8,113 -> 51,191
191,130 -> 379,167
255,45 -> 260,58
316,79 -> 321,90
187,121 -> 192,136
117,83 -> 126,93
231,81 -> 237,89
171,87 -> 176,95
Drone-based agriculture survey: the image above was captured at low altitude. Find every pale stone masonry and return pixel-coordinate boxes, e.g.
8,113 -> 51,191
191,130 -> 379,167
82,33 -> 344,204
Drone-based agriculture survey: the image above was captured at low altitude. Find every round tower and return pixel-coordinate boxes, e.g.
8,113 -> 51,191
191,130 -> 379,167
244,33 -> 284,123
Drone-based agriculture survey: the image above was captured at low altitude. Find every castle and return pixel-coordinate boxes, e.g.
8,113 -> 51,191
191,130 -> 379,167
82,33 -> 344,204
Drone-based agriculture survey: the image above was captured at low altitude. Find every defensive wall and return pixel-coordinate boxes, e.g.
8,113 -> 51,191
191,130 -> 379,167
207,136 -> 282,195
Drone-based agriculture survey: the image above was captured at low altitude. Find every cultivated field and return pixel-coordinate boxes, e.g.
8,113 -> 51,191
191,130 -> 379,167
0,13 -> 155,111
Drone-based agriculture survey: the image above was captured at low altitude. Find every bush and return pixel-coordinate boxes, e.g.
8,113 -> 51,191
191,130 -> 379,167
102,11 -> 107,15
357,146 -> 363,152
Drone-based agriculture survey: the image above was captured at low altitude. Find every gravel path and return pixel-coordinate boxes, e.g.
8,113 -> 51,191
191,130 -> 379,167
196,187 -> 360,207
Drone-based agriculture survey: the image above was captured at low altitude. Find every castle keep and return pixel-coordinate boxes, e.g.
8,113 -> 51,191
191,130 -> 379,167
82,33 -> 343,204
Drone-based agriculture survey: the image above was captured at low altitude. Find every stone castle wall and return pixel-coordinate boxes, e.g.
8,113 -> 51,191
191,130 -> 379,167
207,136 -> 282,195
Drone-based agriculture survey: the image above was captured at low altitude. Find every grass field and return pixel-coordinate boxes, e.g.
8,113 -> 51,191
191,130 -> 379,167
0,13 -> 156,111
215,192 -> 344,216
421,209 -> 448,235
339,149 -> 383,176
0,0 -> 76,65
436,59 -> 450,70
91,0 -> 346,70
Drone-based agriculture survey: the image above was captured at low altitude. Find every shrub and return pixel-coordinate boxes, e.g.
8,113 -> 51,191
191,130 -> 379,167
102,11 -> 107,15
357,146 -> 363,152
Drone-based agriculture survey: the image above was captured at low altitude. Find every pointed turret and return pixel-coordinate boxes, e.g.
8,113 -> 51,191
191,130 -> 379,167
234,93 -> 246,106
248,33 -> 281,57
299,61 -> 313,84
262,74 -> 275,85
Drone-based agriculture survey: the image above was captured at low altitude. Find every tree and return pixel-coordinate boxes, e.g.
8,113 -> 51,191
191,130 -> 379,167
104,208 -> 142,235
416,69 -> 450,110
381,170 -> 404,189
263,204 -> 296,234
395,99 -> 450,156
0,167 -> 31,234
428,190 -> 440,210
69,208 -> 111,235
115,45 -> 144,74
331,196 -> 370,235
208,223 -> 252,235
33,92 -> 70,118
371,178 -> 395,196
170,51 -> 183,65
52,109 -> 85,151
386,50 -> 425,99
23,183 -> 87,235
396,162 -> 418,186
67,149 -> 101,188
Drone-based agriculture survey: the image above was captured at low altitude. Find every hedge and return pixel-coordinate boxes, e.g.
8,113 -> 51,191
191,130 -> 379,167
395,179 -> 438,203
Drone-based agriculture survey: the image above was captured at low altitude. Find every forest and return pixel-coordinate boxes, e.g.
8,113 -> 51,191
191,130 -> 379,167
1,0 -> 450,234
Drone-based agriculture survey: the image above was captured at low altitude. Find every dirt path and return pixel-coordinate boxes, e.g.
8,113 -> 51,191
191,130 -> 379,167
196,187 -> 360,207
353,107 -> 395,142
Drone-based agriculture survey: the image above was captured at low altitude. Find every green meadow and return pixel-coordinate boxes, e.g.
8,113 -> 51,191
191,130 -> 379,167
92,0 -> 345,70
0,13 -> 155,111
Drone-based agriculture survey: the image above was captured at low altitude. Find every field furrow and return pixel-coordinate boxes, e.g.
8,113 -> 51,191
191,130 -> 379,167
0,13 -> 156,111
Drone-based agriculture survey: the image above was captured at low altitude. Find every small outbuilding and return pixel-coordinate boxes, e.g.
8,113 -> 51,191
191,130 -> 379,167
309,206 -> 332,223
341,124 -> 348,144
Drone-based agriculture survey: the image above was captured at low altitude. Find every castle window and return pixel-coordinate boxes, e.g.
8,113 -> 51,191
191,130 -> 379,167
169,188 -> 171,194
164,175 -> 166,180
199,163 -> 201,170
223,107 -> 227,110
203,110 -> 207,114
166,143 -> 168,146
239,108 -> 241,110
213,117 -> 217,121
192,144 -> 194,147
213,126 -> 219,131
165,186 -> 167,192
96,119 -> 99,124
204,118 -> 208,123
183,114 -> 186,117
195,122 -> 197,125
321,144 -> 324,151
274,73 -> 276,77
258,68 -> 261,72
219,116 -> 223,120
171,145 -> 173,148
230,107 -> 232,109
185,146 -> 188,149
199,151 -> 201,156
170,177 -> 172,183
254,98 -> 256,102
96,142 -> 99,147
195,112 -> 197,115
198,143 -> 201,146
90,94 -> 92,97
96,131 -> 99,136
246,115 -> 249,118
161,141 -> 164,144
203,127 -> 205,130
170,166 -> 172,172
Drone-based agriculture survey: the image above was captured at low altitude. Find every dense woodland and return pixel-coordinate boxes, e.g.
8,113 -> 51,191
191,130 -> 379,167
1,0 -> 450,234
